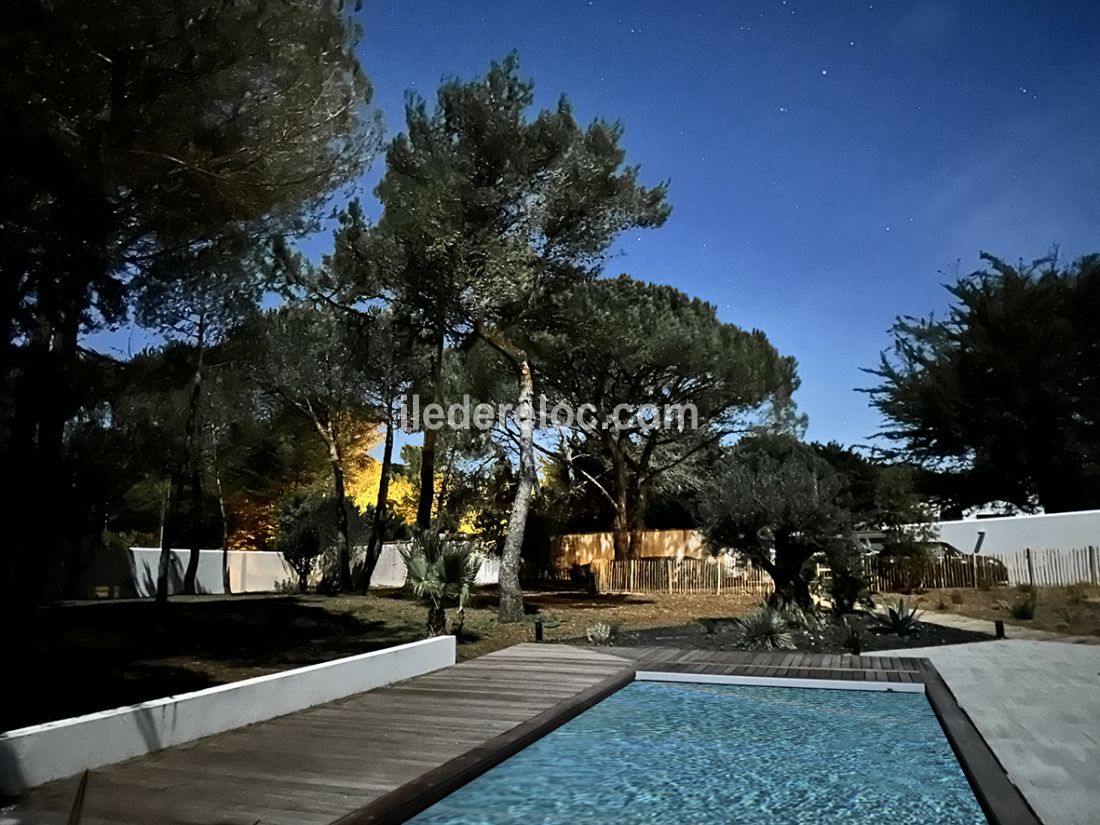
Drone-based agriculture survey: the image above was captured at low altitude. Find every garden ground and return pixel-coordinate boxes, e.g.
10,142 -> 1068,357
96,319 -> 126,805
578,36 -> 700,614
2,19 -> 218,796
6,587 -> 758,731
901,584 -> 1100,637
11,583 -> 1095,733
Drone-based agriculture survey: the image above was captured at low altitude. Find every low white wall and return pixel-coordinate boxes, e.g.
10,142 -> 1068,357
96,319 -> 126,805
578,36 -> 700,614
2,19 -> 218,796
0,636 -> 456,794
934,509 -> 1100,555
370,542 -> 411,588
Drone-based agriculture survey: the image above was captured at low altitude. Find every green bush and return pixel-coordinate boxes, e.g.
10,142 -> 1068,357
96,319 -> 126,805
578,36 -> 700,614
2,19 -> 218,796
1010,594 -> 1036,620
273,493 -> 325,592
273,492 -> 411,591
881,543 -> 933,593
822,540 -> 873,615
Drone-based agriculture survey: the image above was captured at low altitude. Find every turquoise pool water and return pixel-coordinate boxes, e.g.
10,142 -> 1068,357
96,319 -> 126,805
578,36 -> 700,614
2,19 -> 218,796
407,680 -> 987,825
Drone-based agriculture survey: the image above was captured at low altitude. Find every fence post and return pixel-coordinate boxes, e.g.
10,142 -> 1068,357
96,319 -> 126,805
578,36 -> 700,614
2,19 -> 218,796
1090,546 -> 1098,586
716,560 -> 722,596
668,558 -> 673,594
1025,548 -> 1035,589
972,551 -> 978,588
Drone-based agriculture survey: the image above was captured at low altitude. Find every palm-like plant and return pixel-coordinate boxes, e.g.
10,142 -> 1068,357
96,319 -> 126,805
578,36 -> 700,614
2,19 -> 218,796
399,529 -> 481,637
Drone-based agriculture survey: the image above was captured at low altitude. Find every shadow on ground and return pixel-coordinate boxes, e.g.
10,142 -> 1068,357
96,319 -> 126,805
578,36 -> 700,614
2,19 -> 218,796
6,596 -> 423,732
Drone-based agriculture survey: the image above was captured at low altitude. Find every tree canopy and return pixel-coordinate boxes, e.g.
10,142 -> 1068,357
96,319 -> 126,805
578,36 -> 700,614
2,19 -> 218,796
867,252 -> 1100,513
532,274 -> 800,558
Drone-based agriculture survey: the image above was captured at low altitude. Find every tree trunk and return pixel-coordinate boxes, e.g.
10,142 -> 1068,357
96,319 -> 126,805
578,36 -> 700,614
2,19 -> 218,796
213,446 -> 231,594
498,356 -> 535,622
627,480 -> 649,559
416,333 -> 445,528
764,534 -> 815,609
325,453 -> 352,594
426,605 -> 447,636
155,475 -> 175,604
327,439 -> 353,593
182,467 -> 204,594
436,445 -> 455,520
308,408 -> 353,593
610,453 -> 632,560
182,337 -> 205,595
361,406 -> 395,593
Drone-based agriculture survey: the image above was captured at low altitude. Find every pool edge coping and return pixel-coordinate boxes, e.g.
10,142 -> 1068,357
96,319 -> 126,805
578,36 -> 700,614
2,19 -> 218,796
918,658 -> 1043,825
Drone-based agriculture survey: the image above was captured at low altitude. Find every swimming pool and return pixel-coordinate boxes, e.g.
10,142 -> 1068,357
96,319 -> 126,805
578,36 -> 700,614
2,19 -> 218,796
405,679 -> 987,825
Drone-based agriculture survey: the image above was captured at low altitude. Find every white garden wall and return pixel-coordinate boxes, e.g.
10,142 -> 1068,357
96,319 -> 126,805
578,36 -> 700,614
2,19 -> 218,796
77,542 -> 500,599
0,636 -> 456,794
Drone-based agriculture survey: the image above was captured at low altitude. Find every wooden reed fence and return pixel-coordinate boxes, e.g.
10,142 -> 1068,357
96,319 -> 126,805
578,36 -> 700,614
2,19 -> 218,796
589,547 -> 1100,596
866,555 -> 1006,592
590,557 -> 773,596
990,546 -> 1100,587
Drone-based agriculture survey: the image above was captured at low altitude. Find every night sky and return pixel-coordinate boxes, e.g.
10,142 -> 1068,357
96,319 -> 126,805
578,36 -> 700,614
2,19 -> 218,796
94,1 -> 1100,448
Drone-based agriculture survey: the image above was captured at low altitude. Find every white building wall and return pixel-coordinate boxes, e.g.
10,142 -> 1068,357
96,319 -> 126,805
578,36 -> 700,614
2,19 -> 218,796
934,509 -> 1100,555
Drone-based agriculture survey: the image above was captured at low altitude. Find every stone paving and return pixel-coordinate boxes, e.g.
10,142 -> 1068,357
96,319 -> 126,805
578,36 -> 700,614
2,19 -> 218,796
873,640 -> 1100,825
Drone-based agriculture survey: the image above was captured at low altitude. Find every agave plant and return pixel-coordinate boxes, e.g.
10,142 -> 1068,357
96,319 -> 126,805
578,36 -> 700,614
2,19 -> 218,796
732,606 -> 796,651
872,599 -> 923,636
399,529 -> 481,637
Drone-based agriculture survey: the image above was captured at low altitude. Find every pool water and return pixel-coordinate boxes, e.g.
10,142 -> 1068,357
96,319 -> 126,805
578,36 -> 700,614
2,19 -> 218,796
406,680 -> 987,825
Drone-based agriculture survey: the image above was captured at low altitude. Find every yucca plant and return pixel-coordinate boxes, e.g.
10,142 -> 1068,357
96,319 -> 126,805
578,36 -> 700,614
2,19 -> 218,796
732,606 -> 796,650
872,599 -> 923,636
399,529 -> 481,637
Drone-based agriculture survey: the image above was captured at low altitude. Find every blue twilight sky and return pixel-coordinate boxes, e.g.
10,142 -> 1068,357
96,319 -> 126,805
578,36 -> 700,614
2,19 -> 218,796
91,0 -> 1100,448
341,0 -> 1100,447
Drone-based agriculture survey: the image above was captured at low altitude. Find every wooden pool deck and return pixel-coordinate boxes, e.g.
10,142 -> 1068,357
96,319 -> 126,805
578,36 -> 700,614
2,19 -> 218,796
4,644 -> 1034,825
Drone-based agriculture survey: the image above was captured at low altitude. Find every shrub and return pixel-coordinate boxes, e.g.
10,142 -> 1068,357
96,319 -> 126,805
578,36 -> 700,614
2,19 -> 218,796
821,540 -> 872,615
872,599 -> 923,636
1010,594 -> 1036,620
586,621 -> 617,646
840,617 -> 864,655
273,493 -> 325,592
732,606 -> 796,651
878,543 -> 933,592
1057,606 -> 1084,630
273,493 -> 411,591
